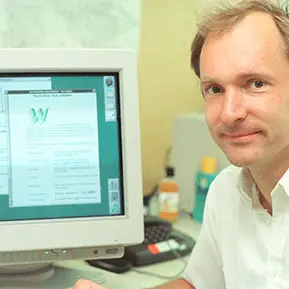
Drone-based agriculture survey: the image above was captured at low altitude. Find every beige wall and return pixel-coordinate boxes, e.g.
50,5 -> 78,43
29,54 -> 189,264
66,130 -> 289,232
138,0 -> 204,194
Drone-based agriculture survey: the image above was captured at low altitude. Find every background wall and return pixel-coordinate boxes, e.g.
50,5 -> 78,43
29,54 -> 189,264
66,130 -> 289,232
138,0 -> 204,194
0,0 -> 141,49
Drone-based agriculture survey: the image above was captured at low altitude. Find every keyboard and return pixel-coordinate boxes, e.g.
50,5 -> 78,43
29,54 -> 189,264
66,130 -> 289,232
144,221 -> 172,244
124,217 -> 195,267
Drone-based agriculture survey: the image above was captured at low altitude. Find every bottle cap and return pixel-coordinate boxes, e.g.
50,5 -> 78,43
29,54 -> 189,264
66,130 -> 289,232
165,166 -> 175,177
200,157 -> 217,174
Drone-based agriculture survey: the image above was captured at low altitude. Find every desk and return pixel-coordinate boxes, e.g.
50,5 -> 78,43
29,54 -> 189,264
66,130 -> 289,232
58,214 -> 202,289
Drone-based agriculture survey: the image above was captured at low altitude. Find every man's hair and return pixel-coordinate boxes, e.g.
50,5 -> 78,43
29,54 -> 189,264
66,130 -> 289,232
191,0 -> 289,78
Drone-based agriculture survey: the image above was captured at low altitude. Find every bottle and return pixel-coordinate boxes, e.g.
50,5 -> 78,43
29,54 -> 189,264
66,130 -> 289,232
193,157 -> 218,223
158,166 -> 179,221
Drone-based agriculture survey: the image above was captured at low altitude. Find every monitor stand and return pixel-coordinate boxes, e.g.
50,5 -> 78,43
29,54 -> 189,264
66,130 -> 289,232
0,263 -> 54,282
0,263 -> 106,288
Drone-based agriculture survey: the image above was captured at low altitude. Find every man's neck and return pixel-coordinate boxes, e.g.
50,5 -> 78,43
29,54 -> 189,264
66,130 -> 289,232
249,152 -> 289,213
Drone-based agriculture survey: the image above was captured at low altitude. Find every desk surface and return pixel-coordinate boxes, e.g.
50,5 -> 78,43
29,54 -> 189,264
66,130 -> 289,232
59,214 -> 202,289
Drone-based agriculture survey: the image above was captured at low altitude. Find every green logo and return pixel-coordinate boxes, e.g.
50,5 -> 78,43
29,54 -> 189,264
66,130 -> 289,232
29,108 -> 49,124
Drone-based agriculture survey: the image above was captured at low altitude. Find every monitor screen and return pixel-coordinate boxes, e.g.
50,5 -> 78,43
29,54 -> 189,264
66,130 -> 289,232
0,73 -> 124,222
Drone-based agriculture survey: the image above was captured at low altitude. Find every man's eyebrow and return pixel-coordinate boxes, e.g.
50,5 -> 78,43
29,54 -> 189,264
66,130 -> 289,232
234,72 -> 276,81
200,72 -> 276,85
200,77 -> 215,84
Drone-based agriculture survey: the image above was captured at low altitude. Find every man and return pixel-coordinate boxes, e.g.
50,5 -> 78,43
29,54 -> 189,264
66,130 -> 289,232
72,0 -> 289,288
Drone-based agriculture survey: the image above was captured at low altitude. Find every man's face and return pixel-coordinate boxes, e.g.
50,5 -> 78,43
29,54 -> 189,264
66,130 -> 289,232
200,12 -> 289,168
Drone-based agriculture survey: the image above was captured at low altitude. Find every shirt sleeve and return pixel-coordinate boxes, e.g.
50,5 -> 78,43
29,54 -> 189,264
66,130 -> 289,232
183,180 -> 226,289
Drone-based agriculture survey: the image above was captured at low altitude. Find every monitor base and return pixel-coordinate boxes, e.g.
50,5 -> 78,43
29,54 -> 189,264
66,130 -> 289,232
0,263 -> 106,288
0,263 -> 54,282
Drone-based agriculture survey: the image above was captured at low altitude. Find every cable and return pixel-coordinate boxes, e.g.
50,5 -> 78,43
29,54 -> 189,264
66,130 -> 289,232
164,146 -> 172,169
137,255 -> 188,289
132,262 -> 186,281
132,235 -> 193,286
135,263 -> 187,289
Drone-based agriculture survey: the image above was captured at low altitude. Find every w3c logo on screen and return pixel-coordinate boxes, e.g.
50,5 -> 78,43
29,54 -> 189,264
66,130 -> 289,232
28,108 -> 49,124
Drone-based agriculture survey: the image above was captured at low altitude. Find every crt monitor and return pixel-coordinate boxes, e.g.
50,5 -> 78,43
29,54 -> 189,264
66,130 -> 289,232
0,49 -> 144,280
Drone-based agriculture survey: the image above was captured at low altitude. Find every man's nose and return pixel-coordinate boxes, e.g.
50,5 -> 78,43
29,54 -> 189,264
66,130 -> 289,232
220,88 -> 247,126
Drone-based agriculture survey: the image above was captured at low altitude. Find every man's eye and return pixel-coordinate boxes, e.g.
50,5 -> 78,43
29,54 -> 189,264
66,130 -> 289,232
207,86 -> 222,95
249,80 -> 266,89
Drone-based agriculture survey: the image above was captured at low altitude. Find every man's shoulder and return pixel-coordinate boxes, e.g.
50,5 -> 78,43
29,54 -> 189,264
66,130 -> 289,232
207,165 -> 242,206
214,165 -> 242,187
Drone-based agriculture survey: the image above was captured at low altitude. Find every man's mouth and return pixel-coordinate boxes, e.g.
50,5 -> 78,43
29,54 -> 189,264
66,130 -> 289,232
221,131 -> 261,142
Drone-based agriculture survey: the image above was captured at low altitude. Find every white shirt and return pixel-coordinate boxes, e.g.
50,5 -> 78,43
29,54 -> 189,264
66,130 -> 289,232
183,165 -> 289,289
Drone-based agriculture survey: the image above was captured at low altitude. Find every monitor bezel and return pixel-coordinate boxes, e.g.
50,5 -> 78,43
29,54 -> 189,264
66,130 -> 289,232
0,49 -> 144,252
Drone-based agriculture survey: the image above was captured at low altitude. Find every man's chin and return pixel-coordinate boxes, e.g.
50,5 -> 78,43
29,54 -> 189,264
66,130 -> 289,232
228,158 -> 251,168
224,148 -> 262,168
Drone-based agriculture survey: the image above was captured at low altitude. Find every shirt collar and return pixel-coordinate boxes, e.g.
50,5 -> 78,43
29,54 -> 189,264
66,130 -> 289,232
238,168 -> 260,208
238,167 -> 289,206
278,168 -> 289,197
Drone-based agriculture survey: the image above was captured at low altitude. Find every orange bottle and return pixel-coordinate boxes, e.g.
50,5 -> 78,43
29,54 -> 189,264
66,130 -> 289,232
158,167 -> 179,221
